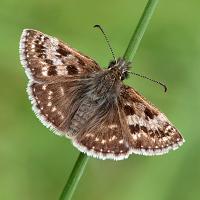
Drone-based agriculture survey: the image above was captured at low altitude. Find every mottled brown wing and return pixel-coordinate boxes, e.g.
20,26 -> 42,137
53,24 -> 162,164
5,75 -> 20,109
29,80 -> 80,136
121,85 -> 184,156
19,29 -> 101,82
72,101 -> 131,160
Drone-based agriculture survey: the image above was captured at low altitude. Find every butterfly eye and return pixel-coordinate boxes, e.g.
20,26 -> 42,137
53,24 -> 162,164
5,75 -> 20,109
108,60 -> 117,69
121,71 -> 129,80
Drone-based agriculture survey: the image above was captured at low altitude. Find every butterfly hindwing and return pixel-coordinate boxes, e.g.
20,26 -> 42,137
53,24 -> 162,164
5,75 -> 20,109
28,76 -> 98,137
29,81 -> 74,136
73,100 -> 131,160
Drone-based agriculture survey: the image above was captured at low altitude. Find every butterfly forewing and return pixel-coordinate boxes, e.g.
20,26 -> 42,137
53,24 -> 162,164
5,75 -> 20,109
20,29 -> 101,82
121,86 -> 184,155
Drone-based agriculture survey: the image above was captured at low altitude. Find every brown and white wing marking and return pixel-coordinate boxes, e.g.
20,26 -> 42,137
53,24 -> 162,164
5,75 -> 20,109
121,85 -> 184,156
19,29 -> 101,82
29,80 -> 78,136
72,102 -> 131,160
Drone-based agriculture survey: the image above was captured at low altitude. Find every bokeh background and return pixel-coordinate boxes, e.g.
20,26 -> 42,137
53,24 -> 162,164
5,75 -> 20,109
1,0 -> 200,199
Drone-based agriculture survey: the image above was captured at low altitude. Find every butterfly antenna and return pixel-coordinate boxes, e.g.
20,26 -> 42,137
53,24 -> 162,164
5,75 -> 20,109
129,71 -> 168,92
94,24 -> 117,63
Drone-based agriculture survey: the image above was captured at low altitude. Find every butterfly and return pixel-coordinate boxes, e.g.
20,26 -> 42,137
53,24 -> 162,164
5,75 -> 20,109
19,29 -> 184,160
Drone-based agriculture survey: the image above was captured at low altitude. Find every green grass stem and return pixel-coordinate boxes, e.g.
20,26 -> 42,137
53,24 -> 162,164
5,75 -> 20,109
59,153 -> 89,200
124,0 -> 160,62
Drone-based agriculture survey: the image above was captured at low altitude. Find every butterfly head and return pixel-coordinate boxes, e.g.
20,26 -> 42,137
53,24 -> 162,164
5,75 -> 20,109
108,58 -> 131,80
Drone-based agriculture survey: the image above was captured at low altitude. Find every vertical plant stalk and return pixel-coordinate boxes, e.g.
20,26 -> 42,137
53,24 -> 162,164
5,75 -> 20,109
59,153 -> 89,200
59,0 -> 160,199
124,0 -> 160,62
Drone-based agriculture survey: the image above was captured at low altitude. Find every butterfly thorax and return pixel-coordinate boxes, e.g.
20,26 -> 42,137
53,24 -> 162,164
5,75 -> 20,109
83,68 -> 122,102
108,58 -> 131,80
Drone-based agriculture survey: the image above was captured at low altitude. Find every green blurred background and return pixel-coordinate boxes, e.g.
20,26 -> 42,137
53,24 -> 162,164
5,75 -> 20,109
1,0 -> 199,199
